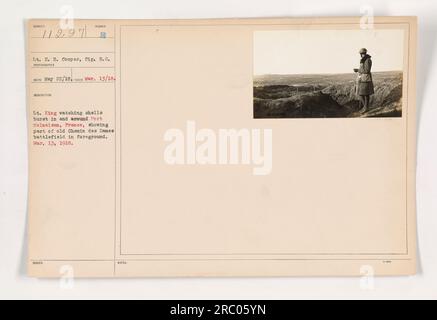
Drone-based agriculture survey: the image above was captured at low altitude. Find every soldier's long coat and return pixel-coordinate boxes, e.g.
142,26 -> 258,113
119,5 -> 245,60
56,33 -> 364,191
356,54 -> 375,96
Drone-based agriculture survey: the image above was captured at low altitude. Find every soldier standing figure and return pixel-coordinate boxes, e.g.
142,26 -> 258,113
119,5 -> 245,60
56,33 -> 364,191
354,48 -> 374,113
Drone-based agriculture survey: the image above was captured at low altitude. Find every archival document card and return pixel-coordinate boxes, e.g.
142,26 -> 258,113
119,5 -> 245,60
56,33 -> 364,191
27,17 -> 417,277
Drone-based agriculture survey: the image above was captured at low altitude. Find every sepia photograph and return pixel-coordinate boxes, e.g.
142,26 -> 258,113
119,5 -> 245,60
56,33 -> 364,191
253,29 -> 405,118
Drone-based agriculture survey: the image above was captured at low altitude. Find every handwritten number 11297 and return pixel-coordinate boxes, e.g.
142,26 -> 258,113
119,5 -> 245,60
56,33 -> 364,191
42,27 -> 87,39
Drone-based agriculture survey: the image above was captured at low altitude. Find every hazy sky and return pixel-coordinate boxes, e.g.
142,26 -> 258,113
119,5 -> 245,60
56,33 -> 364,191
254,29 -> 405,75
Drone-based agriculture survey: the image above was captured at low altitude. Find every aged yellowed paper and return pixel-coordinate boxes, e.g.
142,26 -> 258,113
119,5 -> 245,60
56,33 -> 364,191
27,17 -> 417,277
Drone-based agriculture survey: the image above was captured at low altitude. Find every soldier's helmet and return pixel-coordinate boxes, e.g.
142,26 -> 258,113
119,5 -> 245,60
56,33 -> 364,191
359,48 -> 368,54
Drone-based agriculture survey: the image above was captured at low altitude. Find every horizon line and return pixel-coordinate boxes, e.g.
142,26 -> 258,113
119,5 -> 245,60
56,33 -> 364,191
254,70 -> 403,77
